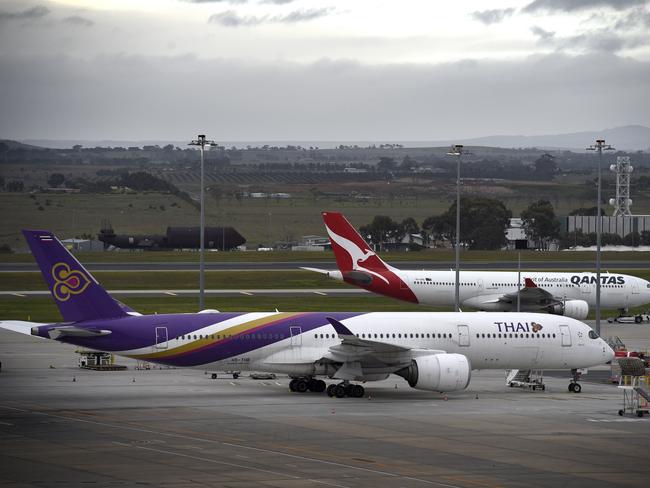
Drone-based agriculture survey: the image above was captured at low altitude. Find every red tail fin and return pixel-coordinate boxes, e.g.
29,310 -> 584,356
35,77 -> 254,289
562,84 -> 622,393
321,212 -> 418,304
322,212 -> 389,273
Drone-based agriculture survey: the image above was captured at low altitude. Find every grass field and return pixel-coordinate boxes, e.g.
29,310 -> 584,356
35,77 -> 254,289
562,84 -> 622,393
2,269 -> 649,291
5,178 -> 649,250
1,295 -> 646,324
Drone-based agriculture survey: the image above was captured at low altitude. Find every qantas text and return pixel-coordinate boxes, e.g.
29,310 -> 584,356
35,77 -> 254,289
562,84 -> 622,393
570,275 -> 624,285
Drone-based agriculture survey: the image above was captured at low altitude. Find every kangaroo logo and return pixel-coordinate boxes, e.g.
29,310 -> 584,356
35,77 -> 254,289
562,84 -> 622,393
51,262 -> 91,302
325,226 -> 390,285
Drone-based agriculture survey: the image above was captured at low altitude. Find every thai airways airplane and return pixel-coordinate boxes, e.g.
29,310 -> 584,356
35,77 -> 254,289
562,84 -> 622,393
0,230 -> 613,398
304,212 -> 650,320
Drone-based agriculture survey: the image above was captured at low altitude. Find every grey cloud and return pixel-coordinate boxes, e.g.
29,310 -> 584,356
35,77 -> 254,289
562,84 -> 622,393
470,8 -> 515,25
523,0 -> 646,13
208,10 -> 263,26
63,15 -> 94,27
614,6 -> 650,27
531,25 -> 555,40
0,5 -> 50,21
1,52 -> 648,141
209,7 -> 332,27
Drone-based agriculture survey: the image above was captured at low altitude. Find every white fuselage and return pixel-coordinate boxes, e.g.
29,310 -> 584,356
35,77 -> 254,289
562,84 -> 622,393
115,312 -> 613,378
402,271 -> 650,310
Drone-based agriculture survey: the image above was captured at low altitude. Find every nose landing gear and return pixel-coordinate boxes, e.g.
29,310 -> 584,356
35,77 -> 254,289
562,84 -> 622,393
568,369 -> 582,393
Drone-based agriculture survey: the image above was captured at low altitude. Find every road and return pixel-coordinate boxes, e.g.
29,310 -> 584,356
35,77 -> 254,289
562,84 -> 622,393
2,260 -> 649,272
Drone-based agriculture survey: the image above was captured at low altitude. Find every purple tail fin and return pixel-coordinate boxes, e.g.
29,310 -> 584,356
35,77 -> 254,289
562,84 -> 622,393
22,230 -> 127,322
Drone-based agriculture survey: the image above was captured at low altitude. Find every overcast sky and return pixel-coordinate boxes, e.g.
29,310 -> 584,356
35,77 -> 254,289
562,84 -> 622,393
0,0 -> 649,142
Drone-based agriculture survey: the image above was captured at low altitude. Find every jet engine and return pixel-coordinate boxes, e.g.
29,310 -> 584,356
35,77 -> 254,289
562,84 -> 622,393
547,299 -> 589,320
396,353 -> 471,392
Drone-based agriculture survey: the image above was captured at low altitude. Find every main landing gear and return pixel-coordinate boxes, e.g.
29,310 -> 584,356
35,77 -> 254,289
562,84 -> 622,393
289,378 -> 365,398
289,377 -> 326,393
326,381 -> 365,398
568,369 -> 582,393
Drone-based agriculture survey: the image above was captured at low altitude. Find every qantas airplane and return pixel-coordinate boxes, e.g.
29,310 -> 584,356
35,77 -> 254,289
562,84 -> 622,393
0,230 -> 613,397
304,212 -> 650,320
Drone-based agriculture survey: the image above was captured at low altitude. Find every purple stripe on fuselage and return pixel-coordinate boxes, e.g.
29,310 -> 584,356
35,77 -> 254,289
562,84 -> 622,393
35,312 -> 365,367
157,312 -> 363,367
35,312 -> 246,351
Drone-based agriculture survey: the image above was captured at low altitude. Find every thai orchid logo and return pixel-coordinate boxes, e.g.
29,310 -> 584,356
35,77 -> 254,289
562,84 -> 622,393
51,262 -> 91,301
531,322 -> 543,333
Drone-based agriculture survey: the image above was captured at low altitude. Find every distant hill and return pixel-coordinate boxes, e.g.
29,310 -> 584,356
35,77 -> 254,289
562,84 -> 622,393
0,139 -> 44,150
14,125 -> 650,151
432,125 -> 650,152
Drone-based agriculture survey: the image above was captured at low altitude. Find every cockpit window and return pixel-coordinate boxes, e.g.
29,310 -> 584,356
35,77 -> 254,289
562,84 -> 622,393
588,330 -> 599,339
647,284 -> 650,288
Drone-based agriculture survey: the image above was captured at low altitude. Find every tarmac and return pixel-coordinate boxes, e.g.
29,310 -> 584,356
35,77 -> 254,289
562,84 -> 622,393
1,326 -> 649,488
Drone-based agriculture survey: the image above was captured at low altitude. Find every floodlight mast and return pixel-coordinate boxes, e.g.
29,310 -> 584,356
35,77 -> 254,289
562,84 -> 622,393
446,144 -> 466,312
188,134 -> 217,311
586,139 -> 615,336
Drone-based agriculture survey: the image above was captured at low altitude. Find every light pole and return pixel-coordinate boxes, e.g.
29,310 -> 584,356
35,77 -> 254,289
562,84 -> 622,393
189,134 -> 217,311
446,144 -> 466,312
586,139 -> 614,336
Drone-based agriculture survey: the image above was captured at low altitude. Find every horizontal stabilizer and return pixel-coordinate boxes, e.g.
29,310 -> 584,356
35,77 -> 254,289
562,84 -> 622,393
46,326 -> 112,340
0,320 -> 48,337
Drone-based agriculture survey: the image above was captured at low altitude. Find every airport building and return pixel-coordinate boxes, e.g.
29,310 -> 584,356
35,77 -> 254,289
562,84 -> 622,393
565,215 -> 650,238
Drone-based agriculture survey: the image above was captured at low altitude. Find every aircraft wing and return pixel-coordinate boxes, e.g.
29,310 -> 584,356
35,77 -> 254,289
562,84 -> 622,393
323,317 -> 446,377
495,278 -> 557,305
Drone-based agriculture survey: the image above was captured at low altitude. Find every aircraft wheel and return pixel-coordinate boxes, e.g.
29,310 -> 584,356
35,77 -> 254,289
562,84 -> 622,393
635,316 -> 643,324
295,379 -> 309,393
541,385 -> 546,391
573,383 -> 582,393
352,384 -> 365,398
326,384 -> 337,397
335,384 -> 347,398
568,383 -> 575,392
618,409 -> 624,416
289,379 -> 298,392
313,379 -> 327,393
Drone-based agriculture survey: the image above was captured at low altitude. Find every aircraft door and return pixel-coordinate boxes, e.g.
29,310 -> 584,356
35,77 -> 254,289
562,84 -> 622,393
155,326 -> 168,349
559,325 -> 571,347
580,282 -> 591,295
457,325 -> 470,346
632,283 -> 640,295
477,279 -> 484,293
290,326 -> 302,346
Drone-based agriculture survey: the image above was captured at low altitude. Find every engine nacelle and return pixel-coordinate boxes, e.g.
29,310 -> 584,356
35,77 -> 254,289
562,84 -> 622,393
396,353 -> 471,392
547,299 -> 589,320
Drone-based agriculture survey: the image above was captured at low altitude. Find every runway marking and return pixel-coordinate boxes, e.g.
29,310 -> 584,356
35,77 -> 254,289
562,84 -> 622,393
313,291 -> 327,296
308,479 -> 350,488
164,291 -> 177,296
0,405 -> 463,488
240,291 -> 253,296
12,293 -> 26,298
112,441 -> 298,479
586,418 -> 648,422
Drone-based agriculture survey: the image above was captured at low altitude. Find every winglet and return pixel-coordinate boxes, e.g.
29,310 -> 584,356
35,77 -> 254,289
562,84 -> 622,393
326,317 -> 354,336
524,278 -> 537,288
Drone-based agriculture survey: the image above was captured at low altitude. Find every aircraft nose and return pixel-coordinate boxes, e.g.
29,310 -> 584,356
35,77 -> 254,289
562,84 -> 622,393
603,342 -> 615,363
